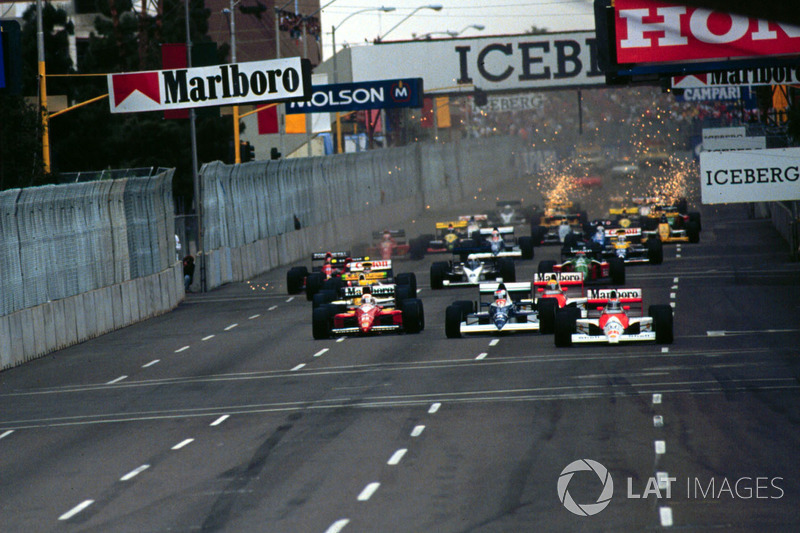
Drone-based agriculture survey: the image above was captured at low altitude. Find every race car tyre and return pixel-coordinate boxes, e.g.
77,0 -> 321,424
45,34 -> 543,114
409,237 -> 426,260
306,272 -> 324,301
531,225 -> 544,245
452,300 -> 474,318
649,304 -> 674,344
563,232 -> 579,249
688,211 -> 701,231
430,262 -> 448,290
537,297 -> 557,334
499,258 -> 516,283
323,277 -> 343,293
287,267 -> 306,294
554,308 -> 577,347
647,238 -> 664,265
445,305 -> 463,338
312,306 -> 332,340
401,298 -> 424,334
538,260 -> 557,275
396,272 -> 418,295
395,285 -> 411,305
519,236 -> 534,260
609,257 -> 625,285
686,221 -> 700,243
578,210 -> 588,226
312,289 -> 337,309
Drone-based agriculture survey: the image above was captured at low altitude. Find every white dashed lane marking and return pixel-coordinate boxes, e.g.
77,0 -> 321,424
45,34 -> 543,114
428,403 -> 441,414
172,439 -> 194,450
175,346 -> 190,353
291,364 -> 306,371
653,394 -> 662,404
58,500 -> 94,521
673,277 -> 679,283
210,415 -> 229,426
286,297 -> 295,303
107,376 -> 127,385
357,482 -> 380,501
314,348 -> 329,358
268,305 -> 278,311
324,519 -> 350,533
202,335 -> 215,341
653,415 -> 664,427
660,506 -> 674,527
142,359 -> 159,368
655,440 -> 666,454
476,352 -> 488,360
489,339 -> 500,346
224,323 -> 238,331
411,425 -> 425,437
0,430 -> 14,440
387,449 -> 407,465
249,314 -> 261,320
120,464 -> 150,481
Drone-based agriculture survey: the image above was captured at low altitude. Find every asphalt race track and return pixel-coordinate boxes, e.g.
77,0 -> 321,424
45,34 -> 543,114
1,173 -> 799,532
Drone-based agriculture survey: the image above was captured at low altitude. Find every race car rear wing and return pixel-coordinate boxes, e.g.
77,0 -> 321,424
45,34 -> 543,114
477,226 -> 515,236
458,214 -> 489,222
466,251 -> 522,260
342,284 -> 396,298
585,288 -> 645,315
435,220 -> 469,229
372,229 -> 406,241
534,272 -> 584,286
311,251 -> 349,261
604,227 -> 643,238
347,259 -> 393,272
495,200 -> 522,207
479,281 -> 532,300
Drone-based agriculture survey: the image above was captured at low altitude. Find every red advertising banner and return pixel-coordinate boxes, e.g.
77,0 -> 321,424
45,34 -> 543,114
614,0 -> 800,64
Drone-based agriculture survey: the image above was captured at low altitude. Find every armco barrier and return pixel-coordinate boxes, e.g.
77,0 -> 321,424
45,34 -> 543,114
199,136 -> 524,289
0,170 -> 183,371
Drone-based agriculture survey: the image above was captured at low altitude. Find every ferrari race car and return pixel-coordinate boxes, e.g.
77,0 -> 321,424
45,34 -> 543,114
286,251 -> 350,300
367,230 -> 411,259
553,288 -> 673,346
312,284 -> 424,339
445,282 -> 541,337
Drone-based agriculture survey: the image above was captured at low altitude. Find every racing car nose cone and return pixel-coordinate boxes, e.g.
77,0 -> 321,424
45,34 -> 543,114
493,314 -> 508,330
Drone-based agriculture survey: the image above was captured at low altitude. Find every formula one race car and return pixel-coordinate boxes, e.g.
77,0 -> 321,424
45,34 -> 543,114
430,250 -> 516,289
491,201 -> 529,226
531,201 -> 587,246
553,288 -> 673,346
286,251 -> 350,300
643,211 -> 700,244
312,284 -> 424,339
445,282 -> 540,338
538,242 -> 625,285
313,258 -> 417,307
601,227 -> 663,265
474,226 -> 534,260
366,230 -> 411,259
532,271 -> 587,334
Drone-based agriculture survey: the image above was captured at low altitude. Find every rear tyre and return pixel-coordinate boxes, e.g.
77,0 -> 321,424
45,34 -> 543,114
409,237 -> 426,260
686,221 -> 700,243
306,272 -> 324,301
323,277 -> 343,293
498,258 -> 516,282
445,304 -> 463,338
452,300 -> 474,318
647,238 -> 663,265
287,267 -> 305,294
609,257 -> 625,285
395,285 -> 411,305
537,297 -> 557,334
312,306 -> 332,340
402,298 -> 424,334
688,211 -> 701,231
538,260 -> 557,275
430,262 -> 448,290
519,236 -> 534,260
650,304 -> 674,344
554,308 -> 576,347
531,224 -> 544,245
395,272 -> 417,295
312,289 -> 336,309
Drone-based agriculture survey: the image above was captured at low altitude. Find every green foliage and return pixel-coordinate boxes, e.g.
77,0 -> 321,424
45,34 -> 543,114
4,0 -> 233,210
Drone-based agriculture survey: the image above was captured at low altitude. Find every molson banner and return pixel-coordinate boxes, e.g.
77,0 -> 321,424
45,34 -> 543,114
108,57 -> 311,113
613,0 -> 800,64
700,147 -> 800,204
285,78 -> 423,114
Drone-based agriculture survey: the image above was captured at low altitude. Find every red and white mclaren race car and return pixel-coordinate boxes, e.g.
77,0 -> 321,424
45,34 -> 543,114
554,288 -> 673,346
312,284 -> 424,339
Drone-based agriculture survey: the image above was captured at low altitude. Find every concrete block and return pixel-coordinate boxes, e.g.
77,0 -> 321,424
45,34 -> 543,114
121,281 -> 133,326
7,312 -> 24,368
128,278 -> 140,324
42,301 -> 57,352
0,315 -> 12,370
74,292 -> 88,343
83,291 -> 98,340
111,283 -> 124,330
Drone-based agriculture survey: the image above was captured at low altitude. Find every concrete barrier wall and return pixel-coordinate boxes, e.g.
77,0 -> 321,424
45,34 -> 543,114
199,136 -> 523,289
771,201 -> 799,261
0,170 -> 184,371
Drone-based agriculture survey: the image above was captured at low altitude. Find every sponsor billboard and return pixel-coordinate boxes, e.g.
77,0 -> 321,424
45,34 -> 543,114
674,86 -> 757,106
702,127 -> 746,141
613,0 -> 800,65
700,148 -> 800,204
672,67 -> 800,88
471,93 -> 544,113
703,136 -> 766,152
285,78 -> 422,114
107,57 -> 311,113
350,32 -> 604,94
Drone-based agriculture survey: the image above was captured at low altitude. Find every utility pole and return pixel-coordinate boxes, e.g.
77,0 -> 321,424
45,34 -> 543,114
185,0 -> 204,291
35,0 -> 51,173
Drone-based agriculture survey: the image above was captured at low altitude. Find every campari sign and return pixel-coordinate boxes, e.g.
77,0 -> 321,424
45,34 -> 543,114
107,57 -> 311,113
613,0 -> 800,64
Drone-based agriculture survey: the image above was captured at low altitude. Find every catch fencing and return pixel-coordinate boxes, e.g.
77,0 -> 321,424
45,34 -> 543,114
0,170 -> 183,370
199,136 -> 524,289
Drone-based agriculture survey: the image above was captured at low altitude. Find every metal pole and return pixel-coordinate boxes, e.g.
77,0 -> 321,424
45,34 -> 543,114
35,0 -> 51,173
303,20 -> 312,157
333,24 -> 342,154
186,0 -> 204,291
229,0 -> 241,163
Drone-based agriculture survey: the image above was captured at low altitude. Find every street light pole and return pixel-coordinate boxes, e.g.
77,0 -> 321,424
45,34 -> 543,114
35,0 -> 51,173
274,0 -> 294,158
377,4 -> 442,42
224,0 -> 241,163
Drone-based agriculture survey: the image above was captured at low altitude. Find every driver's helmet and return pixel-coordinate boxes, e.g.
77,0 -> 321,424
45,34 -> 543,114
660,214 -> 668,223
616,231 -> 626,244
596,226 -> 604,236
494,284 -> 508,302
324,252 -> 332,264
604,290 -> 622,312
447,223 -> 455,233
545,275 -> 561,293
560,217 -> 569,225
382,230 -> 391,240
491,228 -> 501,242
466,257 -> 481,269
361,286 -> 375,304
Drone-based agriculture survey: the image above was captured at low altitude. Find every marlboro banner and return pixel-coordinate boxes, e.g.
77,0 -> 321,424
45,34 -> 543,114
107,58 -> 311,113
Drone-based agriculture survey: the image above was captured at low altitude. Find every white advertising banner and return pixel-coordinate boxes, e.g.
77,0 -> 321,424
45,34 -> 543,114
350,32 -> 603,94
108,58 -> 310,113
703,136 -> 767,152
702,127 -> 745,141
472,93 -> 545,113
700,148 -> 800,204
